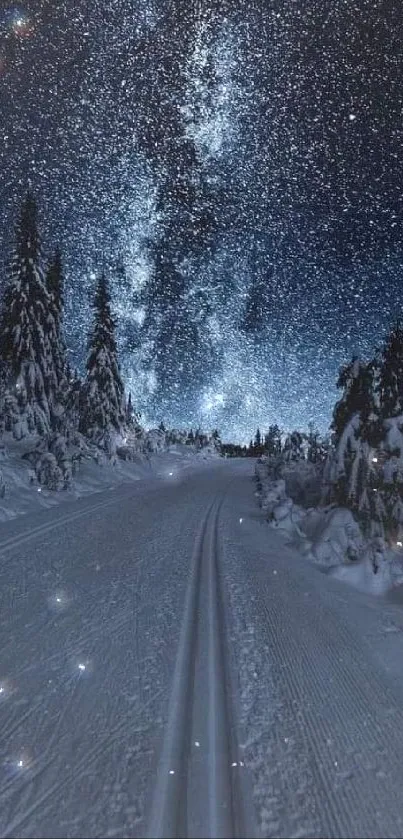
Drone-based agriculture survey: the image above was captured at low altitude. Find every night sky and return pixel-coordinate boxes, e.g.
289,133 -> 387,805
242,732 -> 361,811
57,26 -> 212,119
1,1 -> 403,442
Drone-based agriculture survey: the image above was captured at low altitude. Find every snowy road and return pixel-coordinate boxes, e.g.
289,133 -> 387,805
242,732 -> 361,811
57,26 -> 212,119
2,461 -> 403,837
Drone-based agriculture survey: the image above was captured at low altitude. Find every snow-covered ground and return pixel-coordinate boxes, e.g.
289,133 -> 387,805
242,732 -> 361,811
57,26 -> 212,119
0,437 -> 220,523
2,458 -> 403,837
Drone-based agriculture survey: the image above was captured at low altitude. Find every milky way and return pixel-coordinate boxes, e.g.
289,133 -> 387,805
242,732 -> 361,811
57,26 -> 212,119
1,1 -> 403,442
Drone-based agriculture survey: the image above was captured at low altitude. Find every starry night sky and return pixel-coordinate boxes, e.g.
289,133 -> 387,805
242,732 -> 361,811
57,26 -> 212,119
1,0 -> 403,442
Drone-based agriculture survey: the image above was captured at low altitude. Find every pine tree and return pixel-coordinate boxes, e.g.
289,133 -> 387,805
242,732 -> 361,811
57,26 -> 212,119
306,423 -> 320,463
45,247 -> 69,429
331,357 -> 373,443
283,431 -> 305,462
64,368 -> 83,438
211,428 -> 222,452
46,247 -> 64,317
372,325 -> 403,540
378,322 -> 403,418
254,427 -> 261,448
0,193 -> 55,438
264,424 -> 282,456
327,357 -> 379,516
80,273 -> 126,446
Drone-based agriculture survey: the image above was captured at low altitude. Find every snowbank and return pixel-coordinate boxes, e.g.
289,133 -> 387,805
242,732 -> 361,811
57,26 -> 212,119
0,435 -> 222,524
255,457 -> 403,596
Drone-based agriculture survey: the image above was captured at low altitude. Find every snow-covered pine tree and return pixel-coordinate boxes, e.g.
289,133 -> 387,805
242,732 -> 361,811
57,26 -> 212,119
64,368 -> 83,437
45,247 -> 69,429
0,193 -> 55,438
264,424 -> 282,456
79,273 -> 126,449
306,423 -> 329,464
211,428 -> 222,453
327,356 -> 379,519
283,431 -> 305,462
375,324 -> 403,541
46,247 -> 63,323
378,321 -> 403,418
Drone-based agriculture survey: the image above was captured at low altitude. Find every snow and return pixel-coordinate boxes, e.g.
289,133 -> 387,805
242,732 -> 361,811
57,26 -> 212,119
3,458 -> 403,836
0,435 -> 221,524
256,456 -> 403,598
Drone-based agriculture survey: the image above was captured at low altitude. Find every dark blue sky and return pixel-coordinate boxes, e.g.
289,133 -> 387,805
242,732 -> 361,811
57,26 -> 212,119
1,1 -> 403,441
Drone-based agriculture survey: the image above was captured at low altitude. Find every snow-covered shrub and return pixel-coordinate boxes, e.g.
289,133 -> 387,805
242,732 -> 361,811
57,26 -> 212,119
145,428 -> 167,453
256,473 -> 305,537
36,452 -> 63,491
48,433 -> 73,488
329,541 -> 403,595
255,452 -> 324,508
300,506 -> 366,567
282,460 -> 324,507
254,455 -> 272,500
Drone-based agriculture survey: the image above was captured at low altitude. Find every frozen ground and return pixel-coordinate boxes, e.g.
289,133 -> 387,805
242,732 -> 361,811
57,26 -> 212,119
2,459 -> 403,837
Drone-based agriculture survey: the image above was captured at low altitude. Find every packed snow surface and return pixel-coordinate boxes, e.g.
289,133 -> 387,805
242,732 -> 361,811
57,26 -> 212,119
2,460 -> 403,837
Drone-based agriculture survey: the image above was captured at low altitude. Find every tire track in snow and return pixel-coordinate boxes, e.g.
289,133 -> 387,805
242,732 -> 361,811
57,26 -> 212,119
146,494 -> 258,839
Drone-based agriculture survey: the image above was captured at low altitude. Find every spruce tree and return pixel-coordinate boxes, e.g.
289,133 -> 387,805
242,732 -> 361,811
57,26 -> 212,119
264,424 -> 282,456
331,357 -> 373,443
0,193 -> 54,437
80,273 -> 126,445
64,368 -> 83,438
45,248 -> 69,428
378,322 -> 403,418
46,247 -> 64,317
328,357 -> 379,515
374,324 -> 403,540
283,431 -> 304,462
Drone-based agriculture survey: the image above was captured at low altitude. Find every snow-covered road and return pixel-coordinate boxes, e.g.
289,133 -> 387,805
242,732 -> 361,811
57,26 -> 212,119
2,460 -> 403,837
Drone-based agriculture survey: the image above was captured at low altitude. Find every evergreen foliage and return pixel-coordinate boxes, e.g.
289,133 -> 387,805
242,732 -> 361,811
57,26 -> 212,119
0,193 -> 54,437
326,328 -> 403,542
79,273 -> 126,445
45,248 -> 69,428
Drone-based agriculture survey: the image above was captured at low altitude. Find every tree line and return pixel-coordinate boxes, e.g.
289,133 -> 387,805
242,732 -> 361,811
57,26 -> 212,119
0,193 -> 127,450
